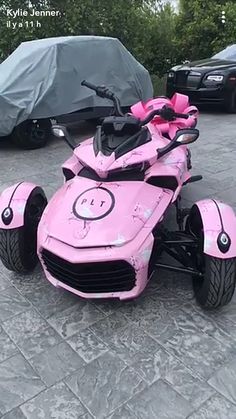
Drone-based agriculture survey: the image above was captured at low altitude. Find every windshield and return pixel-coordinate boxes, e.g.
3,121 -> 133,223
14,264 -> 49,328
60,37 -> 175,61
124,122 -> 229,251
212,45 -> 236,61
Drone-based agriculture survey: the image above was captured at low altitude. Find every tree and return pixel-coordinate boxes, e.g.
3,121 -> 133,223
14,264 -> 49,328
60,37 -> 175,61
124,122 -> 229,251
176,0 -> 236,62
0,0 -> 171,76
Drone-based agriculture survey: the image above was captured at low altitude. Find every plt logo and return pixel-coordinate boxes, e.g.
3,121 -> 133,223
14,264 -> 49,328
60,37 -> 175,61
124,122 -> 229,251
73,187 -> 115,220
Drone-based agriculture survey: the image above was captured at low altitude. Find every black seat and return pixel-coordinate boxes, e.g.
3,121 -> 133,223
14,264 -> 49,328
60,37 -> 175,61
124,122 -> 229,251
102,115 -> 140,136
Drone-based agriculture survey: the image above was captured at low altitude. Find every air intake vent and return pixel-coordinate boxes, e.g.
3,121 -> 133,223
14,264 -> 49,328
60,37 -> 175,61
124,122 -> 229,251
41,249 -> 136,293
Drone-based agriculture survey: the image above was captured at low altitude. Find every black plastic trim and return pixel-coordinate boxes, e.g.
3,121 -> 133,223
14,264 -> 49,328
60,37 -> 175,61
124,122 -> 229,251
147,176 -> 178,191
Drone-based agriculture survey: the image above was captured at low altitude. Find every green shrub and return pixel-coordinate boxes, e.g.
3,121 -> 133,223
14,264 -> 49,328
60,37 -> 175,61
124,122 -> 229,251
151,74 -> 167,97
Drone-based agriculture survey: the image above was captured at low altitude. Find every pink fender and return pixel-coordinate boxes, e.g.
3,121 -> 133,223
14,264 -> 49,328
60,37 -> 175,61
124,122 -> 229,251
193,199 -> 236,258
0,182 -> 40,229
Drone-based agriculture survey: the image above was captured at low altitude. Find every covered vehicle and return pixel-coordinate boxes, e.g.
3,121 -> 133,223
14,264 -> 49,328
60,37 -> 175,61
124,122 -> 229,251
0,36 -> 153,149
166,44 -> 236,112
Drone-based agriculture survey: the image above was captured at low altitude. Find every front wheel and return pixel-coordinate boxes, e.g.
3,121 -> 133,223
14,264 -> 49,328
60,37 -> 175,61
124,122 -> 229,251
0,188 -> 47,273
193,255 -> 236,309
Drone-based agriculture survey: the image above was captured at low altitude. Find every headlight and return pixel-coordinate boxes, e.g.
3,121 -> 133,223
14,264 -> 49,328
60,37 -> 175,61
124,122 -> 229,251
206,74 -> 224,82
168,71 -> 175,78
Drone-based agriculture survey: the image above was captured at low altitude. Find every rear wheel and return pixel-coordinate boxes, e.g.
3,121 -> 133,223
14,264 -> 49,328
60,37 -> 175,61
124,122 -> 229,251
0,188 -> 47,273
11,119 -> 52,149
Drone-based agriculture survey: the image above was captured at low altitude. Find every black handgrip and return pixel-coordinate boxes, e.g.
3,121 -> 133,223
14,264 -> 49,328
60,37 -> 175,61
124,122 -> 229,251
140,109 -> 161,126
140,106 -> 191,126
174,112 -> 189,119
81,80 -> 114,100
81,80 -> 97,91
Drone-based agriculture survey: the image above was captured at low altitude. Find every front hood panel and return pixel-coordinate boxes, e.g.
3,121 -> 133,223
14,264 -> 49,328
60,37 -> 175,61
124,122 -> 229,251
41,177 -> 172,247
172,59 -> 236,73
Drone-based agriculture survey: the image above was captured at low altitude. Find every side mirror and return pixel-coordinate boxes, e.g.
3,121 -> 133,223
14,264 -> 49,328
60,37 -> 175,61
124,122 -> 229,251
157,128 -> 199,158
52,124 -> 76,150
175,128 -> 199,145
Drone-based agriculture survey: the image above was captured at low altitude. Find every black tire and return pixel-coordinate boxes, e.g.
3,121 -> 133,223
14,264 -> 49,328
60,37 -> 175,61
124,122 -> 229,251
11,119 -> 52,149
193,256 -> 236,309
0,187 -> 47,273
225,90 -> 236,113
186,206 -> 236,308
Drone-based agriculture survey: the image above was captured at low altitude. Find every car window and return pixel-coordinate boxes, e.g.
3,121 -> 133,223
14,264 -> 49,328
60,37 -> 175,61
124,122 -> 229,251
212,45 -> 236,61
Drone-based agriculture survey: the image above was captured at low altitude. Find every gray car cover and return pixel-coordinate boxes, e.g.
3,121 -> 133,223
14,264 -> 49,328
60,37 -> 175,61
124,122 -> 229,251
0,36 -> 153,137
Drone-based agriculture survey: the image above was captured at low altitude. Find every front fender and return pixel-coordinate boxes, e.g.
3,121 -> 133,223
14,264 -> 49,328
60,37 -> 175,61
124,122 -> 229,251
191,199 -> 236,258
0,182 -> 41,229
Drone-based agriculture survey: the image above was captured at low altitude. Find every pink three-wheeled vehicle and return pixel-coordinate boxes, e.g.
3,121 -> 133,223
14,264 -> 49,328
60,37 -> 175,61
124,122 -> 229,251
0,80 -> 236,309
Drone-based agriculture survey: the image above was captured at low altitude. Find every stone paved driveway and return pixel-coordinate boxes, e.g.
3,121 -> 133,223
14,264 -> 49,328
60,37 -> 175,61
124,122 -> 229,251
0,114 -> 236,419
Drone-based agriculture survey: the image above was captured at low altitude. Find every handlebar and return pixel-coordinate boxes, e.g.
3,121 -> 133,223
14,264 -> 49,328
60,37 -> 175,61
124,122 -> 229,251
81,81 -> 192,122
81,80 -> 124,116
139,106 -> 189,126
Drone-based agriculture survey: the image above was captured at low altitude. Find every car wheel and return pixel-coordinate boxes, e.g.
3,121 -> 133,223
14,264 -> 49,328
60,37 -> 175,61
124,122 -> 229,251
225,89 -> 236,113
11,119 -> 52,149
0,188 -> 47,273
186,210 -> 236,308
193,256 -> 236,309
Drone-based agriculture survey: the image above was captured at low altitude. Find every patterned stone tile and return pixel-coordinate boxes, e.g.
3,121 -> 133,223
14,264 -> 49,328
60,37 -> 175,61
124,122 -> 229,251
140,303 -> 200,347
20,382 -> 88,419
79,414 -> 93,419
157,270 -> 194,300
181,178 -> 217,202
89,312 -> 129,342
163,327 -> 236,380
130,345 -> 179,385
0,287 -> 31,322
208,356 -> 236,405
65,351 -> 146,418
2,308 -> 62,359
0,325 -> 19,363
0,354 -> 45,415
107,405 -> 137,419
0,262 -> 10,280
181,302 -> 236,347
67,327 -> 108,363
147,286 -> 186,311
2,407 -> 26,419
91,299 -> 122,316
134,272 -> 165,297
187,393 -> 236,419
119,290 -> 185,335
29,341 -> 85,386
130,343 -> 214,408
210,299 -> 236,324
119,294 -> 171,329
100,324 -> 158,365
127,379 -> 193,419
7,268 -> 48,296
165,361 -> 215,409
2,308 -> 48,339
0,272 -> 11,291
25,283 -> 79,319
22,326 -> 62,360
47,301 -> 104,338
